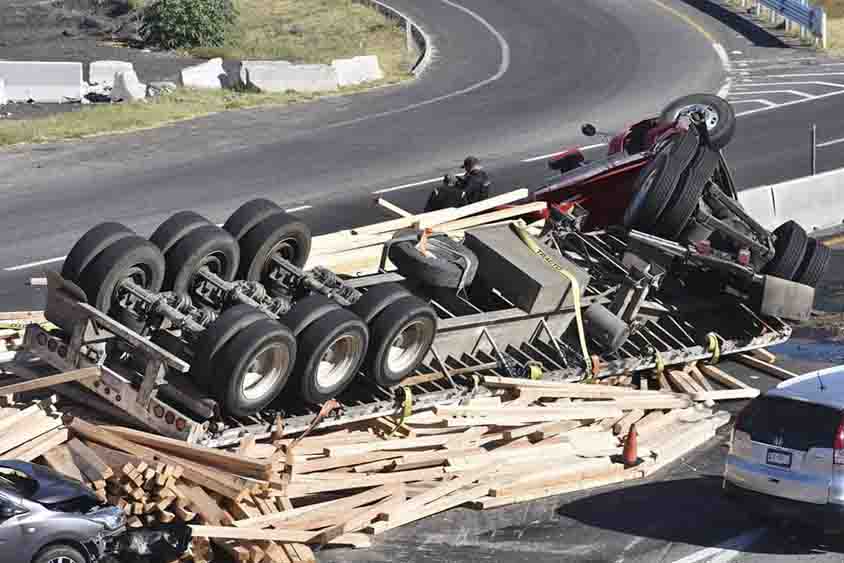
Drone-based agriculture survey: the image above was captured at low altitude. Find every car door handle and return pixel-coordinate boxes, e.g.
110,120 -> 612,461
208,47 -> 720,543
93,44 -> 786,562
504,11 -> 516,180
24,527 -> 36,534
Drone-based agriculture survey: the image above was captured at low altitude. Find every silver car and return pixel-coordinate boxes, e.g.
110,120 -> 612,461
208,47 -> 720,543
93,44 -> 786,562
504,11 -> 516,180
0,460 -> 126,563
724,365 -> 844,528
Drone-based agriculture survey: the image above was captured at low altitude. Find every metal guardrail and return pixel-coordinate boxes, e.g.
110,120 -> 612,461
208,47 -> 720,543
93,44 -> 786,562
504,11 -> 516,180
736,0 -> 827,48
353,0 -> 434,76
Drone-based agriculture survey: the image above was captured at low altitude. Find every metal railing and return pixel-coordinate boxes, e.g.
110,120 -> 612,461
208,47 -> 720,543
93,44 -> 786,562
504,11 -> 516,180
353,0 -> 433,76
736,0 -> 827,48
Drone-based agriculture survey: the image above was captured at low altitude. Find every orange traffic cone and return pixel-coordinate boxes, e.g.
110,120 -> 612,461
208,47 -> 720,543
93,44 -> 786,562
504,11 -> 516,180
622,423 -> 639,468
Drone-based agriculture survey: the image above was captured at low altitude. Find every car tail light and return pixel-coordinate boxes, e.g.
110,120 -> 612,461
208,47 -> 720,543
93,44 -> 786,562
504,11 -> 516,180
833,417 -> 844,465
737,248 -> 751,266
695,240 -> 712,255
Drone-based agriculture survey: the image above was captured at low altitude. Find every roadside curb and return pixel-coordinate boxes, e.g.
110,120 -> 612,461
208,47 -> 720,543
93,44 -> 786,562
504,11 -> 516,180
354,0 -> 435,77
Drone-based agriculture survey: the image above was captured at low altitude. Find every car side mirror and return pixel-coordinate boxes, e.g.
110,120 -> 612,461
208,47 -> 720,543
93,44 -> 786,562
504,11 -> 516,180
0,505 -> 20,519
581,123 -> 597,137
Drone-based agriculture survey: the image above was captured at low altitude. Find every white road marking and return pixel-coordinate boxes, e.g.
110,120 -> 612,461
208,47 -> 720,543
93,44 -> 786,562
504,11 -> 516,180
733,81 -> 844,88
372,177 -> 443,194
5,256 -> 66,272
764,72 -> 844,78
311,0 -> 511,133
817,136 -> 844,148
731,50 -> 743,55
729,99 -> 776,107
730,89 -> 814,99
735,88 -> 844,116
521,143 -> 607,163
668,528 -> 767,563
714,44 -> 731,70
4,206 -> 315,271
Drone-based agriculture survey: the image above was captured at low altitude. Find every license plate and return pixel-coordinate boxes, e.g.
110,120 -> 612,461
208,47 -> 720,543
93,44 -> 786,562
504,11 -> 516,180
767,449 -> 792,468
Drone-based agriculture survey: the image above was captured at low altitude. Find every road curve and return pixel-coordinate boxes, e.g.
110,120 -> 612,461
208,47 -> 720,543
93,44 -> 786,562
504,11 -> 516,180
0,0 -> 724,290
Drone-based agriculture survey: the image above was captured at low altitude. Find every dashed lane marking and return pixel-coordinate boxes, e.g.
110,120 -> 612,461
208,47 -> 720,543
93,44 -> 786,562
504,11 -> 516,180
668,528 -> 767,563
818,136 -> 844,148
521,143 -> 607,163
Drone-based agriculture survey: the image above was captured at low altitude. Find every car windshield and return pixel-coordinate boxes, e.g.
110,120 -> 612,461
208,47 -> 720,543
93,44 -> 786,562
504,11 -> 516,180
0,470 -> 37,499
737,396 -> 842,451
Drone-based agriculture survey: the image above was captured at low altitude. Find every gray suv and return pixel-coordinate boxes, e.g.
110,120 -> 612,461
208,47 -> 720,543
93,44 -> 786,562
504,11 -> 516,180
0,460 -> 126,563
724,365 -> 844,528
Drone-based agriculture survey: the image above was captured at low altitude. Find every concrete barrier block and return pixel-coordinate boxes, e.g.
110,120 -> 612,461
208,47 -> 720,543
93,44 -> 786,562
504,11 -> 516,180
90,60 -> 134,87
0,61 -> 83,103
241,61 -> 339,93
111,70 -> 146,102
180,58 -> 226,89
331,55 -> 384,87
738,168 -> 844,233
0,79 -> 6,105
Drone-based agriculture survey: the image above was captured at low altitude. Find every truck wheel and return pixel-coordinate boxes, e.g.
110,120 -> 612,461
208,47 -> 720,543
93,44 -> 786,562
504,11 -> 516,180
33,545 -> 87,563
223,198 -> 285,242
150,211 -> 212,255
794,238 -> 831,288
280,294 -> 342,337
622,150 -> 680,231
211,318 -> 296,417
191,304 -> 266,391
658,146 -> 720,239
364,295 -> 437,387
349,283 -> 412,323
294,308 -> 368,404
763,221 -> 809,280
62,222 -> 134,283
660,94 -> 736,150
161,225 -> 240,295
76,236 -> 165,315
238,211 -> 312,282
388,229 -> 478,289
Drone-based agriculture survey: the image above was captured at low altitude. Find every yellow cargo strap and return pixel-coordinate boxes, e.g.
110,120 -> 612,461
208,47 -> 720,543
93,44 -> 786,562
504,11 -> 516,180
527,362 -> 543,380
653,350 -> 665,376
706,333 -> 721,364
387,387 -> 413,438
511,221 -> 592,375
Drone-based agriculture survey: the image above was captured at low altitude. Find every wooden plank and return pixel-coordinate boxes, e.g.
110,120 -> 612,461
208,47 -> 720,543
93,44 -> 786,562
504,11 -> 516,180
231,497 -> 347,529
0,402 -> 51,434
42,444 -> 87,483
0,367 -> 100,396
295,451 -> 404,474
432,201 -> 547,233
480,377 -> 665,394
417,189 -> 530,229
181,485 -> 228,526
735,354 -> 798,381
749,348 -> 777,364
687,366 -> 714,392
102,426 -> 273,480
282,485 -> 396,531
0,412 -> 61,455
325,434 -> 454,456
612,409 -> 645,436
690,388 -> 760,402
697,364 -> 751,389
377,198 -> 412,218
665,370 -> 701,395
382,467 -> 495,521
313,486 -> 403,545
488,457 -> 615,497
285,468 -> 446,497
435,405 -> 625,422
7,427 -> 69,461
189,525 -> 318,544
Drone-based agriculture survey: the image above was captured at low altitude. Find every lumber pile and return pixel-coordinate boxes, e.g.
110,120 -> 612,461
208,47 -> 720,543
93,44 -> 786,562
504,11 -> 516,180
305,190 -> 545,274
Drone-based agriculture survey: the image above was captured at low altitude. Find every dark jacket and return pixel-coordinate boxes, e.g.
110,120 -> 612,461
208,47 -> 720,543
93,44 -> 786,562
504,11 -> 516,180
424,169 -> 490,212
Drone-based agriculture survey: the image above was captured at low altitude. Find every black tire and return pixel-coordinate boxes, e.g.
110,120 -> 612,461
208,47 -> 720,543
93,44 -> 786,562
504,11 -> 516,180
211,318 -> 296,417
280,293 -> 343,337
659,94 -> 736,150
238,211 -> 312,282
364,295 -> 437,387
388,229 -> 478,289
623,150 -> 681,230
294,307 -> 369,404
150,211 -> 211,255
162,225 -> 240,294
223,198 -> 285,242
764,221 -> 809,280
191,304 -> 266,391
349,283 -> 412,324
77,235 -> 165,314
33,545 -> 87,563
794,238 -> 832,288
62,222 -> 134,283
659,146 -> 721,239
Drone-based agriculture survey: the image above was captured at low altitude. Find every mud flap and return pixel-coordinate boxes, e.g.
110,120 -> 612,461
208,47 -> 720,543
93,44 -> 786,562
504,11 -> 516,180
756,275 -> 814,321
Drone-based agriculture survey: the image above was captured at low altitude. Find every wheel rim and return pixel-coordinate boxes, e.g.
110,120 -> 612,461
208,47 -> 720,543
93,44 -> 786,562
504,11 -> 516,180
680,104 -> 719,130
316,333 -> 362,389
48,558 -> 76,563
261,237 -> 299,279
241,344 -> 290,401
386,319 -> 433,375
